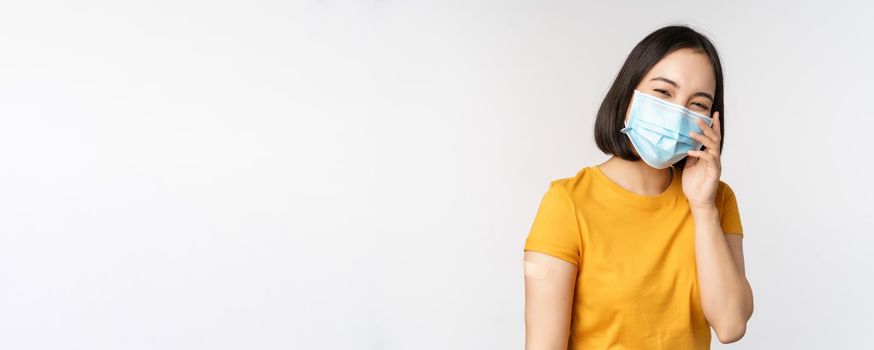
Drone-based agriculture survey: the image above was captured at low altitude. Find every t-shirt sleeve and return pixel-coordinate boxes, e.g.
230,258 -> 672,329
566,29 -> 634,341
523,181 -> 583,266
719,181 -> 744,236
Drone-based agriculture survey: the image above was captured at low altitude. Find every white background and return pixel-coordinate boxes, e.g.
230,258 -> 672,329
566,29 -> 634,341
1,1 -> 872,349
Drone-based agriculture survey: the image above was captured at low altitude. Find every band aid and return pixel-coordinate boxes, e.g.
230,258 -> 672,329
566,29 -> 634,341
524,260 -> 550,280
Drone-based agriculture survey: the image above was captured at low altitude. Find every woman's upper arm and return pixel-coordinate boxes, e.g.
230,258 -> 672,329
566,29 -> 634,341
524,250 -> 578,350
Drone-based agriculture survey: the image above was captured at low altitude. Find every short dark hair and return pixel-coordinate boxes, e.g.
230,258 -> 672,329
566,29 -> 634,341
594,25 -> 725,170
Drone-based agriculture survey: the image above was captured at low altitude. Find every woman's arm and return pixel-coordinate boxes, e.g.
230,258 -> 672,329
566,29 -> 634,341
691,207 -> 754,343
524,251 -> 577,350
684,112 -> 754,343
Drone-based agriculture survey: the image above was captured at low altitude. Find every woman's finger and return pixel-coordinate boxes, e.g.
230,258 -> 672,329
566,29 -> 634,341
689,130 -> 718,152
687,150 -> 715,162
711,111 -> 721,139
696,118 -> 721,145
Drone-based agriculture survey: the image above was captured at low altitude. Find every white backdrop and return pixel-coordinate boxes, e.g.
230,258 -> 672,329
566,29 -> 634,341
1,1 -> 872,349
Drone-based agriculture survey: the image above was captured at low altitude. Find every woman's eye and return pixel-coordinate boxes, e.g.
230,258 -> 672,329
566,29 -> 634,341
654,89 -> 671,96
692,102 -> 709,109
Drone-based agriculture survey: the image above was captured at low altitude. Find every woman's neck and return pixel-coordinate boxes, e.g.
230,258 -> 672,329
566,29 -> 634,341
597,156 -> 673,195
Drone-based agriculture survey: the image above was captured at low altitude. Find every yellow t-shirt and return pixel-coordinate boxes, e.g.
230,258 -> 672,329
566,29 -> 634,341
524,165 -> 743,349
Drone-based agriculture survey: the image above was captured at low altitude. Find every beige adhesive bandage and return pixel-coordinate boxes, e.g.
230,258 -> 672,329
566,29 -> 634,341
524,260 -> 550,280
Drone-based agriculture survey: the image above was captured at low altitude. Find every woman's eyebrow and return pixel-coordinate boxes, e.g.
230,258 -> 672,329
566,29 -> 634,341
650,76 -> 679,87
649,76 -> 714,102
692,92 -> 714,102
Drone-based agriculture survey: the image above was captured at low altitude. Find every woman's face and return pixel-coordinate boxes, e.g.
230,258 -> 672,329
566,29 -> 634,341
623,48 -> 717,159
625,47 -> 717,124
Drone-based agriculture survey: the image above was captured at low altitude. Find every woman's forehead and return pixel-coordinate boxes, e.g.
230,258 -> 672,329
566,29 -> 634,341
643,49 -> 716,93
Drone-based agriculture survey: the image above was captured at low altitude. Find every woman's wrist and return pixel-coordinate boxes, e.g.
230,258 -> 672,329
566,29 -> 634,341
690,203 -> 718,217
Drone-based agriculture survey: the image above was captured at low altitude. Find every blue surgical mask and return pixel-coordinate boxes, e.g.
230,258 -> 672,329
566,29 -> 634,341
620,89 -> 714,169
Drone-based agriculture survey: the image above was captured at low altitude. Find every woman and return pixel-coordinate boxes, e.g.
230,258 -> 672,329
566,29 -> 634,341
523,25 -> 753,349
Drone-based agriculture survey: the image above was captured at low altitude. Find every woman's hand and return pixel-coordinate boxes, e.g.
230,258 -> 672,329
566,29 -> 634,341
683,111 -> 722,210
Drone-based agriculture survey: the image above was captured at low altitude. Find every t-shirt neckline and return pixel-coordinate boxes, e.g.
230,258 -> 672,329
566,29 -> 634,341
590,165 -> 681,208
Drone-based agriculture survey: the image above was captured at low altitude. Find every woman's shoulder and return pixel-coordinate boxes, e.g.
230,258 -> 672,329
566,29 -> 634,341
714,178 -> 741,211
543,165 -> 599,197
716,179 -> 738,198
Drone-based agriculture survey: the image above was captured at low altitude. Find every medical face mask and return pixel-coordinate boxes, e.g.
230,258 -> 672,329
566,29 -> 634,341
620,89 -> 714,169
